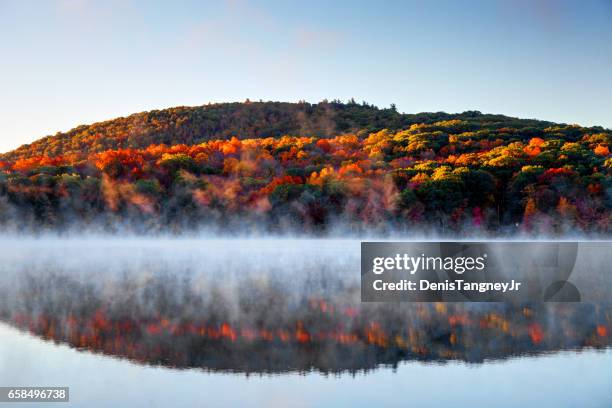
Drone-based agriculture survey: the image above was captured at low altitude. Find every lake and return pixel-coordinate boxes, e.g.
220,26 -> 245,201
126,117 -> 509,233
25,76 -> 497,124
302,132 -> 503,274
0,238 -> 610,407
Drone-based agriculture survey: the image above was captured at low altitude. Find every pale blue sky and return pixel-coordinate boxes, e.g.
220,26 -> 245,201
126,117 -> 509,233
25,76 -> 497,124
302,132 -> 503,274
1,0 -> 611,153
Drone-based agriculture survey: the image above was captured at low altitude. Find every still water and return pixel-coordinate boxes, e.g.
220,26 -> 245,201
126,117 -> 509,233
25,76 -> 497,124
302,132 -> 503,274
0,238 -> 610,407
2,323 -> 611,408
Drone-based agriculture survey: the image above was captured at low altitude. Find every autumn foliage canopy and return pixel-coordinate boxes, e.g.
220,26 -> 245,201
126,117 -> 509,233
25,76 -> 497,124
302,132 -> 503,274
0,101 -> 609,234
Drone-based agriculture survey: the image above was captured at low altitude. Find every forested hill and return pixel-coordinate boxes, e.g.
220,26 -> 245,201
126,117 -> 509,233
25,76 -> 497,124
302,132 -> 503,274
1,101 -> 559,161
0,100 -> 610,235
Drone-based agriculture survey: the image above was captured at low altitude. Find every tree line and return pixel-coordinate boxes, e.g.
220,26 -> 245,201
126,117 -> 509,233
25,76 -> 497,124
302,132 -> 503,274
0,102 -> 609,234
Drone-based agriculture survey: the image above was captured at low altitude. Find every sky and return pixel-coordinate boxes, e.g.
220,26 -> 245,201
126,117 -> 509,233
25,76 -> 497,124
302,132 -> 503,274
0,0 -> 611,153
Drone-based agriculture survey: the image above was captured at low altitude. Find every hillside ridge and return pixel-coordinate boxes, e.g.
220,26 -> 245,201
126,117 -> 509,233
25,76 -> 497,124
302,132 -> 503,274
0,100 -> 609,234
1,100 -> 569,161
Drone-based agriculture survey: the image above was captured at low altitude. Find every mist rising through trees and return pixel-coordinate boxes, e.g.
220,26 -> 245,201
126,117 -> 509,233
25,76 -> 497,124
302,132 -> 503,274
0,101 -> 609,235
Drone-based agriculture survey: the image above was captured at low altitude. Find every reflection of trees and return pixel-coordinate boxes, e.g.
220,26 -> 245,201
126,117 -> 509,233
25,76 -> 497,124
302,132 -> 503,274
1,273 -> 610,374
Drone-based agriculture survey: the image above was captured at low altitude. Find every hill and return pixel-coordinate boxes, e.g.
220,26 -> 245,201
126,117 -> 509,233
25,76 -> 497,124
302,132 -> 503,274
0,100 -> 609,235
1,100 -> 557,161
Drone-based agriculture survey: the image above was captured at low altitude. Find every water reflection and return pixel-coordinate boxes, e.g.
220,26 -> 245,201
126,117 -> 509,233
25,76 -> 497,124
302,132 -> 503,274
1,272 -> 610,374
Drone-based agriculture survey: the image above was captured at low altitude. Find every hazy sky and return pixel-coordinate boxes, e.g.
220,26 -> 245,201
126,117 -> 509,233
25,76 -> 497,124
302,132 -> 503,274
1,0 -> 611,153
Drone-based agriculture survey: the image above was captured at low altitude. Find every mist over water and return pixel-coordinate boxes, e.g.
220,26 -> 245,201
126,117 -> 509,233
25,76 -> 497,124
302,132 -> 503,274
0,237 -> 359,303
0,237 -> 610,374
